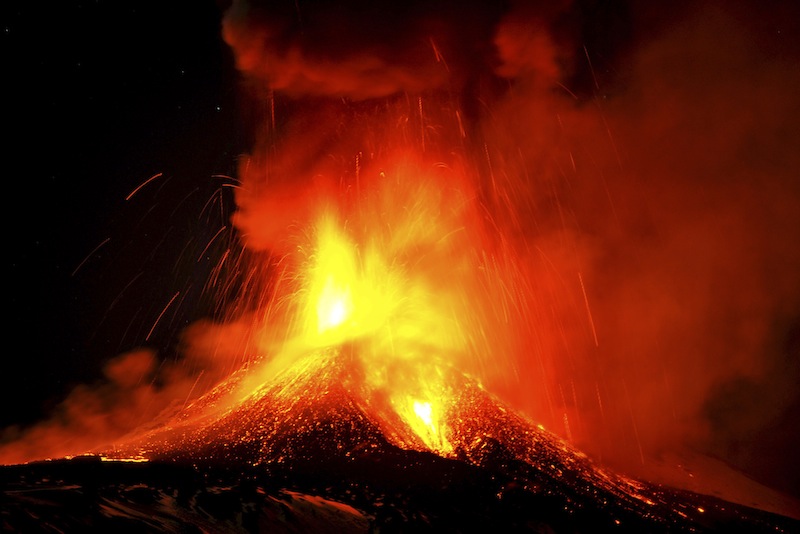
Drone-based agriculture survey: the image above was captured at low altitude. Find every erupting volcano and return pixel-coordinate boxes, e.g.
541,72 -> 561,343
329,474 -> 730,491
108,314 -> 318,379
3,0 -> 800,532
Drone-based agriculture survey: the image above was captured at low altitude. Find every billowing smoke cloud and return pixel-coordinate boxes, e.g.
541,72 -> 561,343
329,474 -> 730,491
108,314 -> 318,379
588,2 -> 800,491
0,349 -> 184,463
493,0 -> 800,494
0,317 -> 256,463
221,0 -> 800,496
222,0 -> 511,99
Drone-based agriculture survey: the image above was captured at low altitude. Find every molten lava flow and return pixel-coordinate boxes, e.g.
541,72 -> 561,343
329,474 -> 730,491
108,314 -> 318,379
409,399 -> 451,453
272,162 -> 492,454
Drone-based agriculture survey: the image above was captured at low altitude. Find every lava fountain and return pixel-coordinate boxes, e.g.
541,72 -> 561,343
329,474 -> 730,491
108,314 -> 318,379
115,95 -> 540,460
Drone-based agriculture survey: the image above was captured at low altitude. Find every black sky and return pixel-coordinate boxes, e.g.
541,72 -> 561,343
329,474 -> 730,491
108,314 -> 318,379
3,1 -> 244,427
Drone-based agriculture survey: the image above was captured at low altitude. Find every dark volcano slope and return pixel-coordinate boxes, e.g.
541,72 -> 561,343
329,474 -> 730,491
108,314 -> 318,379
77,350 -> 800,533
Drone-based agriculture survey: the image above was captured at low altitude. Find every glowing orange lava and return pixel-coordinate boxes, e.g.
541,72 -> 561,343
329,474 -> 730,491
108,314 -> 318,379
240,152 -> 514,455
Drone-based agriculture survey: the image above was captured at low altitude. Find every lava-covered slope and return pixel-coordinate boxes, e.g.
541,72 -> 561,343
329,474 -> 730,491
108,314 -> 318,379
87,347 -> 800,532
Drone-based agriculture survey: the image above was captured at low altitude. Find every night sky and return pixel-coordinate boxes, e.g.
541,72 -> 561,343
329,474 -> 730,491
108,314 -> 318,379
4,1 -> 244,426
3,0 -> 799,503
